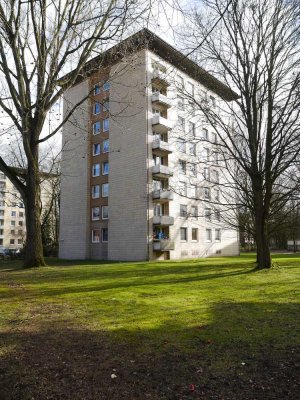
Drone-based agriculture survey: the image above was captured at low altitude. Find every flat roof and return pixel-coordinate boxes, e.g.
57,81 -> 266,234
61,28 -> 238,101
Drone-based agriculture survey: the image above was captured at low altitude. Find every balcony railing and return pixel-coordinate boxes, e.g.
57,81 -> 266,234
152,190 -> 174,202
152,69 -> 170,86
153,215 -> 174,226
152,139 -> 173,154
152,164 -> 173,178
151,92 -> 172,108
152,114 -> 173,133
153,239 -> 175,251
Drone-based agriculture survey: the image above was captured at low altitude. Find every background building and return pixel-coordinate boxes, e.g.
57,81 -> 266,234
59,29 -> 239,261
0,172 -> 26,251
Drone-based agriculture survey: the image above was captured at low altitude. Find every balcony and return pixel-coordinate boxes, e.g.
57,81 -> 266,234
152,69 -> 170,86
152,139 -> 173,155
152,164 -> 173,178
153,215 -> 174,226
152,114 -> 172,133
153,239 -> 175,251
152,190 -> 174,202
151,92 -> 172,108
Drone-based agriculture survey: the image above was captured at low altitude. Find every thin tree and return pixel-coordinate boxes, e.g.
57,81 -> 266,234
0,0 -> 149,267
180,0 -> 300,269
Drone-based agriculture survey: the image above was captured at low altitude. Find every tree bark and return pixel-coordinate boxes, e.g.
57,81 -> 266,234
23,158 -> 46,268
255,210 -> 272,270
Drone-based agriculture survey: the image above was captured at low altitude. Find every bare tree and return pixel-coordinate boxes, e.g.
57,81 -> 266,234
179,0 -> 300,269
0,0 -> 150,267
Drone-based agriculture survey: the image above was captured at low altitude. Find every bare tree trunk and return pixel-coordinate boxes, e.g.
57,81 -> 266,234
255,210 -> 271,270
23,159 -> 46,268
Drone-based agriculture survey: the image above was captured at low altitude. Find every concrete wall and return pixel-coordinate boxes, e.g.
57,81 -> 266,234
59,80 -> 90,259
108,50 -> 149,260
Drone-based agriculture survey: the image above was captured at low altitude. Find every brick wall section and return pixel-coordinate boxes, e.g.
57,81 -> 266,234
59,80 -> 90,259
108,50 -> 149,260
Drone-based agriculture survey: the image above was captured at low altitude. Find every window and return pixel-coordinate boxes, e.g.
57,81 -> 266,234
102,183 -> 109,197
190,163 -> 197,177
18,230 -> 22,235
202,128 -> 208,140
102,206 -> 109,219
11,221 -> 15,226
187,82 -> 194,97
192,228 -> 198,241
103,81 -> 110,91
18,239 -> 22,245
0,210 -> 4,216
102,228 -> 108,242
92,185 -> 100,199
178,96 -> 184,110
19,203 -> 24,208
94,84 -> 101,95
178,139 -> 186,153
212,152 -> 219,165
92,229 -> 100,243
0,229 -> 3,235
189,101 -> 196,116
10,239 -> 14,245
215,229 -> 221,241
212,170 -> 219,183
189,142 -> 196,155
204,187 -> 211,199
205,208 -> 212,221
10,230 -> 15,235
178,76 -> 184,90
19,221 -> 23,226
92,207 -> 100,221
93,121 -> 101,135
179,181 -> 187,196
102,161 -> 109,175
92,163 -> 100,177
178,116 -> 185,132
191,206 -> 198,218
93,143 -> 100,156
104,100 -> 110,111
180,204 -> 187,218
189,122 -> 195,137
203,167 -> 209,181
103,139 -> 109,153
211,132 -> 217,143
19,212 -> 24,218
190,185 -> 197,198
204,148 -> 210,161
180,227 -> 187,241
210,96 -> 216,108
206,228 -> 212,241
93,102 -> 101,115
0,220 -> 4,226
214,189 -> 220,201
11,211 -> 16,217
103,118 -> 109,132
179,160 -> 186,174
215,210 -> 221,222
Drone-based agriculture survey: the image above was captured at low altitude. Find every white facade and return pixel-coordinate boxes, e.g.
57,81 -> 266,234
59,32 -> 239,261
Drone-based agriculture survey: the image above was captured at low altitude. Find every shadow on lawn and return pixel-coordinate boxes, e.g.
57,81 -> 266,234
0,301 -> 299,400
0,266 -> 256,301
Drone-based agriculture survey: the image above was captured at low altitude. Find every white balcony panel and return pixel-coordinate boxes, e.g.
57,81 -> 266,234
152,164 -> 173,178
151,92 -> 173,108
153,239 -> 175,251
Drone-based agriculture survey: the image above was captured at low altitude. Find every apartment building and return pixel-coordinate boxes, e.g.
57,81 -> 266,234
0,172 -> 26,251
59,29 -> 239,261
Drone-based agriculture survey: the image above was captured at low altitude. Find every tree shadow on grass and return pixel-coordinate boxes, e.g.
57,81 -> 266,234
0,301 -> 299,400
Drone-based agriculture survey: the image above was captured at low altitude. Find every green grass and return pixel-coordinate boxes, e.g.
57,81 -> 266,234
0,253 -> 299,348
0,253 -> 299,399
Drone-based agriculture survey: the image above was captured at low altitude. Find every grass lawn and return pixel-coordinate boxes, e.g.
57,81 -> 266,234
0,253 -> 299,400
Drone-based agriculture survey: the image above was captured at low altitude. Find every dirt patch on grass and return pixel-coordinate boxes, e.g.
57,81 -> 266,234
0,324 -> 299,400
